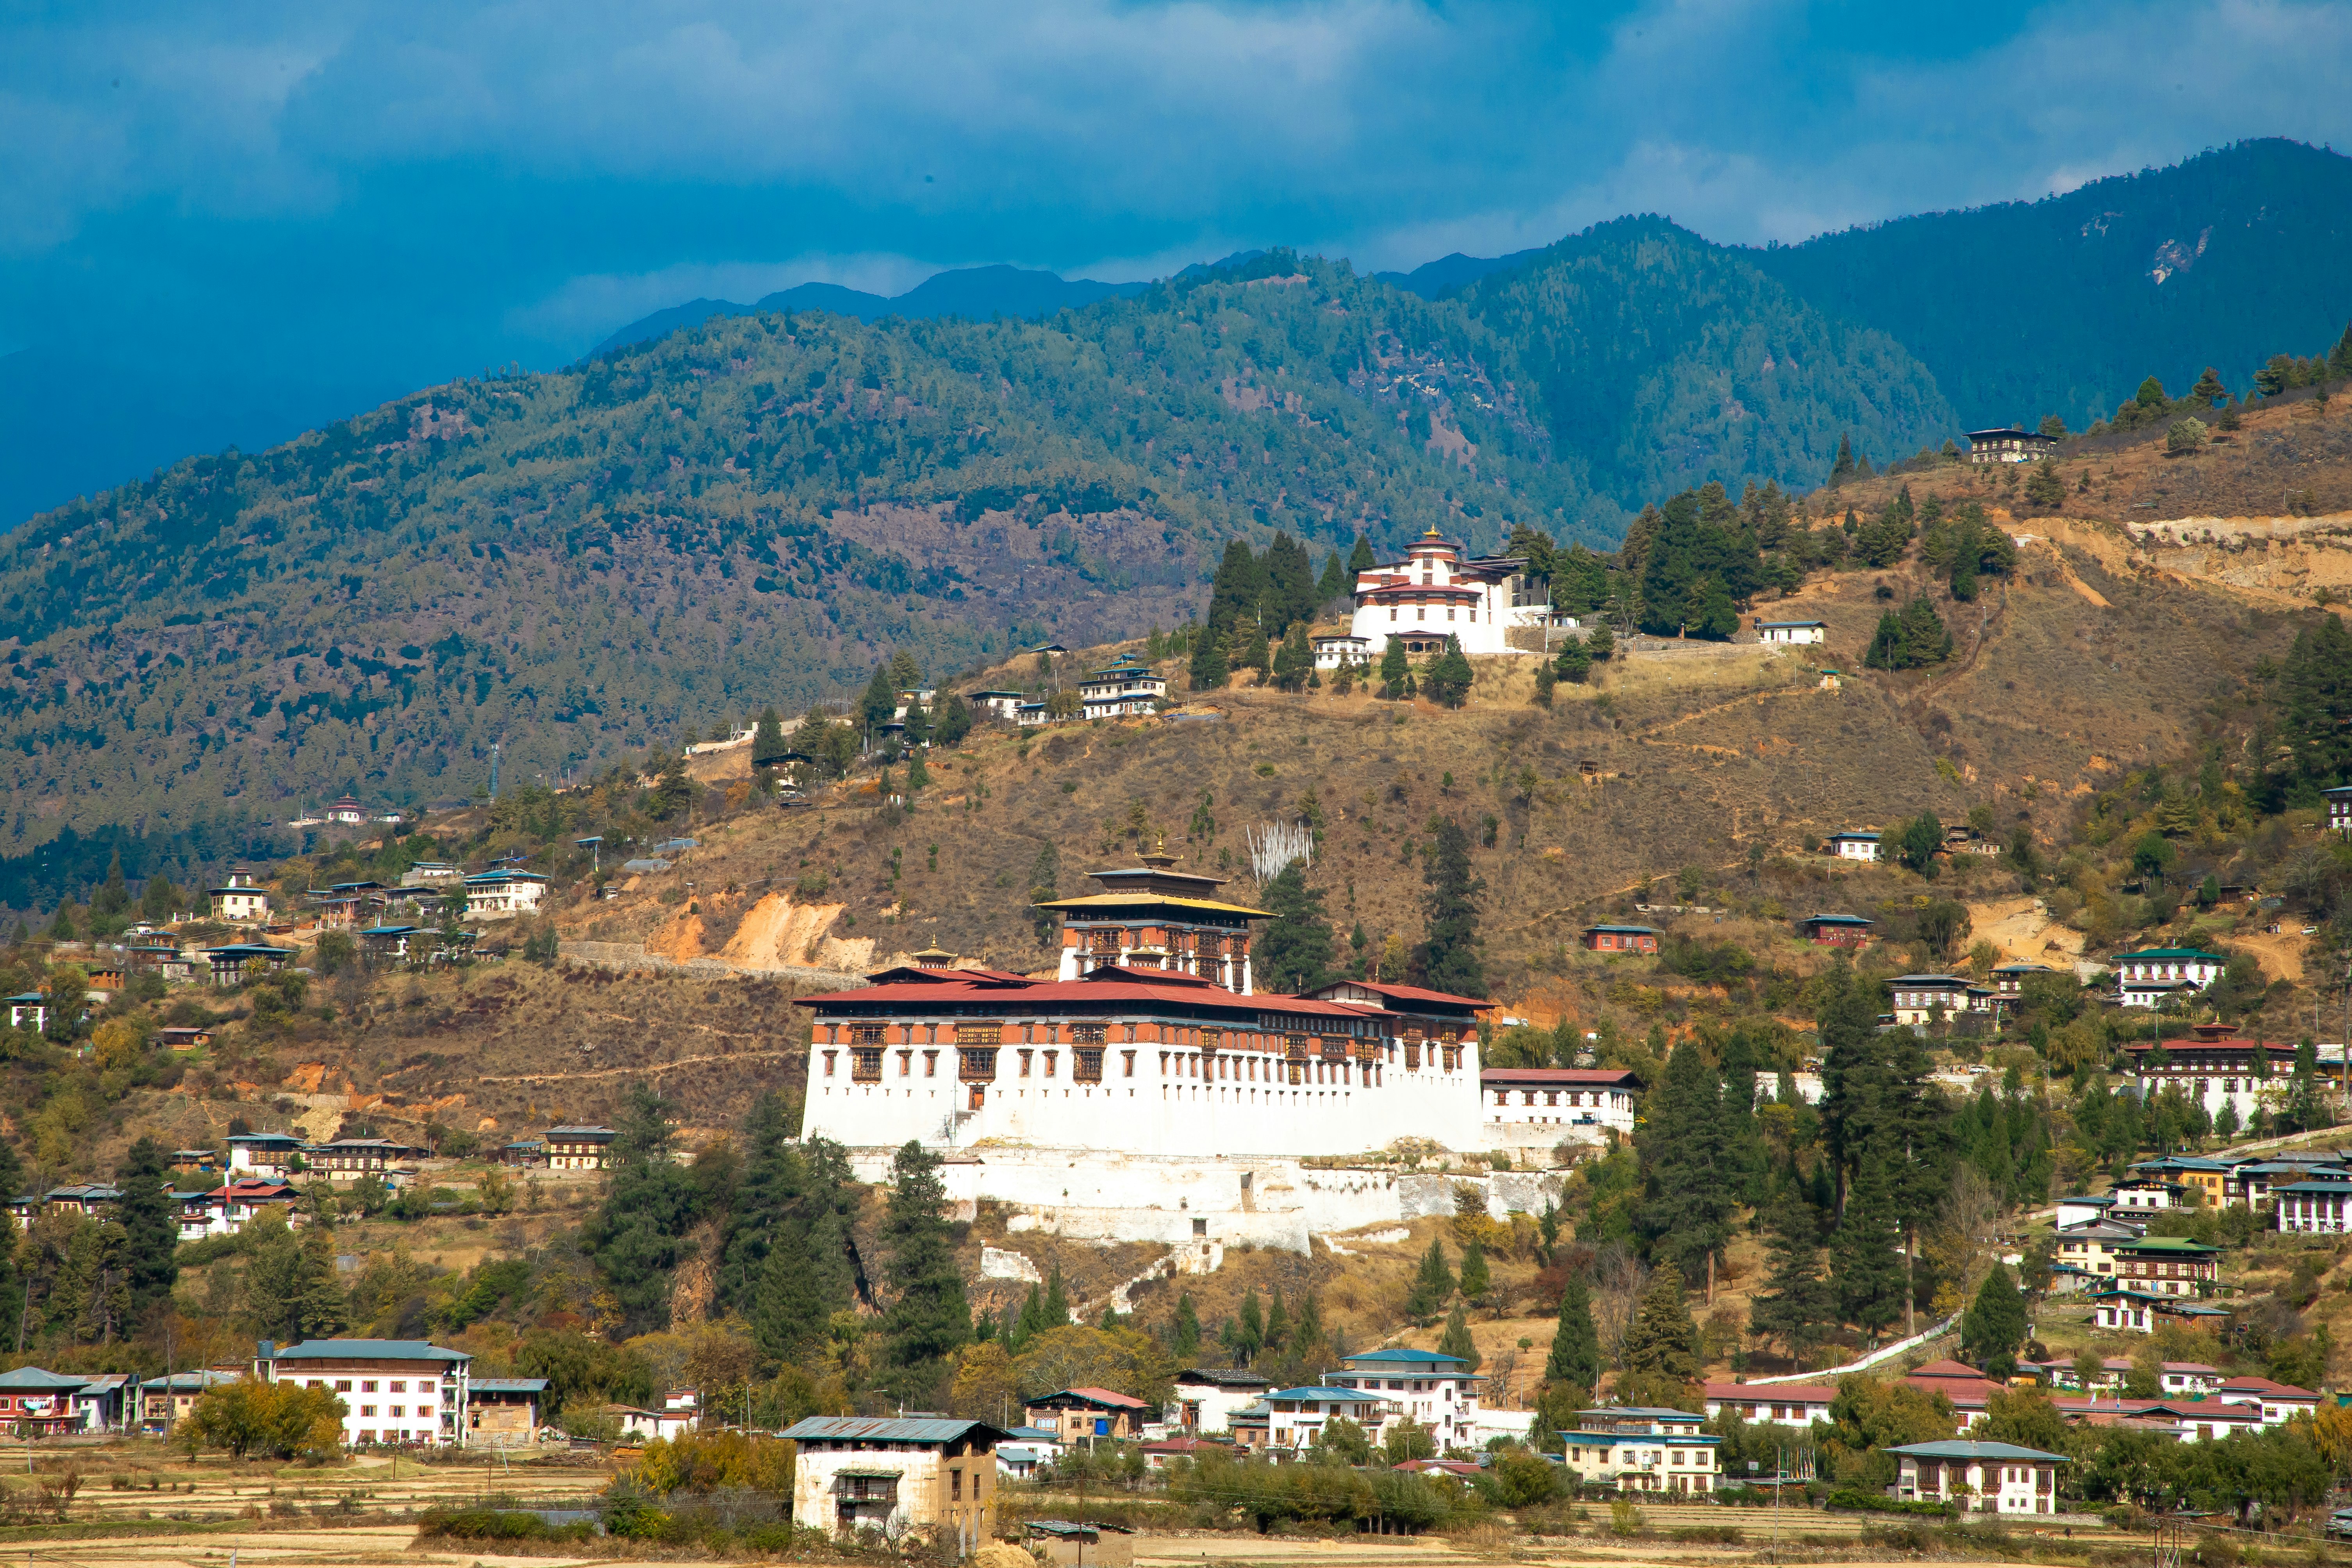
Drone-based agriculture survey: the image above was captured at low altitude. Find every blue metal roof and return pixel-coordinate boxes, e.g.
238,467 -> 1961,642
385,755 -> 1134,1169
1269,1386 -> 1387,1402
1891,1440 -> 2068,1462
269,1339 -> 468,1363
1341,1348 -> 1468,1366
0,1367 -> 87,1391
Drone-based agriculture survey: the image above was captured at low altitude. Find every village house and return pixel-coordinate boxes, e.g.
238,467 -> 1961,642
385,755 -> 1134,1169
1824,831 -> 1880,862
1892,1440 -> 2065,1513
1310,633 -> 1372,670
0,1367 -> 93,1436
2130,1153 -> 2233,1207
167,1148 -> 217,1178
965,690 -> 1025,722
207,870 -> 271,923
136,1370 -> 241,1435
1561,1407 -> 1720,1494
311,1137 -> 425,1183
2111,946 -> 2227,1007
2090,1287 -> 2229,1334
2054,1194 -> 2118,1227
228,1131 -> 307,1176
2273,1177 -> 2352,1233
1077,656 -> 1166,719
1345,528 -> 1550,658
1581,924 -> 1658,953
1754,619 -> 1827,644
2124,1031 -> 2295,1140
1262,1385 -> 1397,1450
2111,1176 -> 2184,1211
175,1178 -> 300,1242
1965,428 -> 2061,464
327,795 -> 368,824
464,869 -> 550,919
158,1024 -> 212,1051
2326,785 -> 2352,834
1025,1388 -> 1152,1442
1801,913 -> 1875,947
200,942 -> 296,986
1889,975 -> 1992,1027
500,1137 -> 548,1168
1319,1347 -> 1482,1452
1481,1067 -> 1640,1141
1167,1369 -> 1271,1436
2109,1235 -> 2220,1295
1904,1358 -> 2005,1429
2220,1375 -> 2321,1427
782,1415 -> 1002,1549
257,1338 -> 471,1447
4,993 -> 46,1031
545,1125 -> 616,1170
1701,1381 -> 1836,1427
2054,1219 -> 2142,1281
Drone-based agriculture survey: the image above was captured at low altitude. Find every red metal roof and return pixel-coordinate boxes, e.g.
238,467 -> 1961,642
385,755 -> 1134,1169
801,978 -> 1380,1020
1312,979 -> 1493,1008
1033,1386 -> 1151,1410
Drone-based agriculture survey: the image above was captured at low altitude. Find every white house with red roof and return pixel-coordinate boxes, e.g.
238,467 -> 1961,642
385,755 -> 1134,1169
1345,528 -> 1549,658
2218,1375 -> 2320,1427
1481,1067 -> 1640,1147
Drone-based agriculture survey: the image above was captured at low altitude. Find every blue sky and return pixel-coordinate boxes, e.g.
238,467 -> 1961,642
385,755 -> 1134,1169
6,0 -> 2352,521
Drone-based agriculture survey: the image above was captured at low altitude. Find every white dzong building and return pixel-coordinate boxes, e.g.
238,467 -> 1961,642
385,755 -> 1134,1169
1347,528 -> 1551,657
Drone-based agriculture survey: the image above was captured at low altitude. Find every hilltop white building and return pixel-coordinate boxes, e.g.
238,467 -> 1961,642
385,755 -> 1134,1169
1347,529 -> 1550,657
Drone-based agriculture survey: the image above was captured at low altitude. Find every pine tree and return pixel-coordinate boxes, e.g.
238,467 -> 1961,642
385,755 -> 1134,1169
1263,533 -> 1319,631
1438,1300 -> 1480,1371
1264,1286 -> 1290,1359
140,876 -> 178,923
1830,1151 -> 1905,1337
1641,1038 -> 1736,1290
1042,1263 -> 1070,1327
1272,621 -> 1313,692
1347,535 -> 1378,574
93,854 -> 129,917
879,1141 -> 971,1395
860,663 -> 900,733
1961,1261 -> 2029,1374
1623,1265 -> 1701,1382
935,692 -> 972,745
1235,1288 -> 1266,1363
293,1223 -> 348,1337
755,1206 -> 854,1365
1458,1240 -> 1491,1306
1188,624 -> 1231,690
115,1136 -> 178,1315
1378,637 -> 1412,700
1747,1189 -> 1834,1359
1205,539 -> 1268,649
1422,634 -> 1473,707
2191,366 -> 2228,405
1171,1292 -> 1202,1359
1291,1292 -> 1324,1363
1242,621 -> 1272,682
1829,432 -> 1856,485
1585,624 -> 1614,662
1411,819 -> 1486,997
1544,1272 -> 1602,1389
1316,553 -> 1349,603
1407,1239 -> 1453,1323
1256,862 -> 1334,992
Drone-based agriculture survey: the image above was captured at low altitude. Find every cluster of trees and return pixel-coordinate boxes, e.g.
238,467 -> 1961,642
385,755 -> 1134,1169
1863,595 -> 1953,671
1189,533 -> 1369,689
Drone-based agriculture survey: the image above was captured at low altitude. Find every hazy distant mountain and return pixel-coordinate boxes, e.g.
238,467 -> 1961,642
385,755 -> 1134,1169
1743,138 -> 2352,430
1374,248 -> 1547,299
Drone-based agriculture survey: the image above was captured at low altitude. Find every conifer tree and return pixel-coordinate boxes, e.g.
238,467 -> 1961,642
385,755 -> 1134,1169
1411,819 -> 1486,997
1242,621 -> 1272,683
1407,1239 -> 1453,1323
1272,622 -> 1313,692
1347,535 -> 1378,574
1961,1261 -> 2029,1375
1234,1288 -> 1266,1363
879,1141 -> 972,1396
1316,553 -> 1349,603
1264,1286 -> 1290,1359
752,705 -> 789,766
1830,1152 -> 1905,1336
860,663 -> 900,733
1438,1300 -> 1480,1371
141,875 -> 179,923
1263,533 -> 1319,632
1421,633 -> 1474,707
1256,862 -> 1334,993
1378,637 -> 1412,699
1544,1272 -> 1602,1390
1042,1263 -> 1070,1327
116,1137 -> 178,1316
1458,1240 -> 1491,1307
1641,1039 -> 1736,1292
755,1206 -> 854,1365
1747,1190 -> 1834,1359
1585,624 -> 1614,662
1829,432 -> 1856,485
1291,1291 -> 1324,1364
935,692 -> 973,746
1623,1265 -> 1701,1383
294,1223 -> 348,1337
1171,1292 -> 1201,1359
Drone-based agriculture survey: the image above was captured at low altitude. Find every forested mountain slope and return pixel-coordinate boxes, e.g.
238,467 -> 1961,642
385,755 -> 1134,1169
0,229 -> 1960,881
1460,218 -> 1953,503
1746,138 -> 2352,431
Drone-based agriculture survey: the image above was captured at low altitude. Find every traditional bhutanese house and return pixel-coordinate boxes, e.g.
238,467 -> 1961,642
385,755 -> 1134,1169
5,993 -> 47,1031
82,959 -> 125,992
1167,1369 -> 1272,1436
1015,701 -> 1051,727
2326,785 -> 2352,834
1888,974 -> 1990,1026
1754,619 -> 1826,644
2219,1375 -> 2321,1427
467,1378 -> 548,1446
257,1337 -> 471,1448
2054,1219 -> 2143,1283
207,869 -> 271,923
1801,913 -> 1875,947
157,1025 -> 213,1053
1890,1440 -> 2065,1513
1480,1067 -> 1640,1138
2273,1178 -> 2352,1234
1560,1407 -> 1721,1494
1142,1435 -> 1232,1470
125,942 -> 182,976
1701,1381 -> 1837,1427
1310,633 -> 1372,670
309,882 -> 387,929
2123,1029 -> 2296,1141
2090,1286 -> 2230,1334
358,923 -> 422,962
200,943 -> 296,986
135,1370 -> 241,1434
996,1444 -> 1047,1480
781,1415 -> 1005,1547
227,1130 -> 305,1176
2110,1176 -> 2185,1212
1964,427 -> 2061,464
1260,1385 -> 1397,1450
2233,1155 -> 2351,1207
45,1183 -> 122,1218
2053,1194 -> 2117,1227
1992,962 -> 2059,998
311,1137 -> 424,1183
2102,1398 -> 2261,1443
545,1126 -> 616,1171
167,1148 -> 216,1177
1902,1359 -> 2002,1429
327,795 -> 368,824
1227,1403 -> 1270,1452
499,1137 -> 548,1168
1077,656 -> 1166,719
1581,924 -> 1658,953
1824,831 -> 1880,862
965,690 -> 1025,722
1035,847 -> 1271,990
463,870 -> 550,918
1024,1388 -> 1153,1442
2126,1149 -> 2234,1208
2109,1235 -> 2220,1295
2111,946 -> 2227,1007
1321,1347 -> 1485,1452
